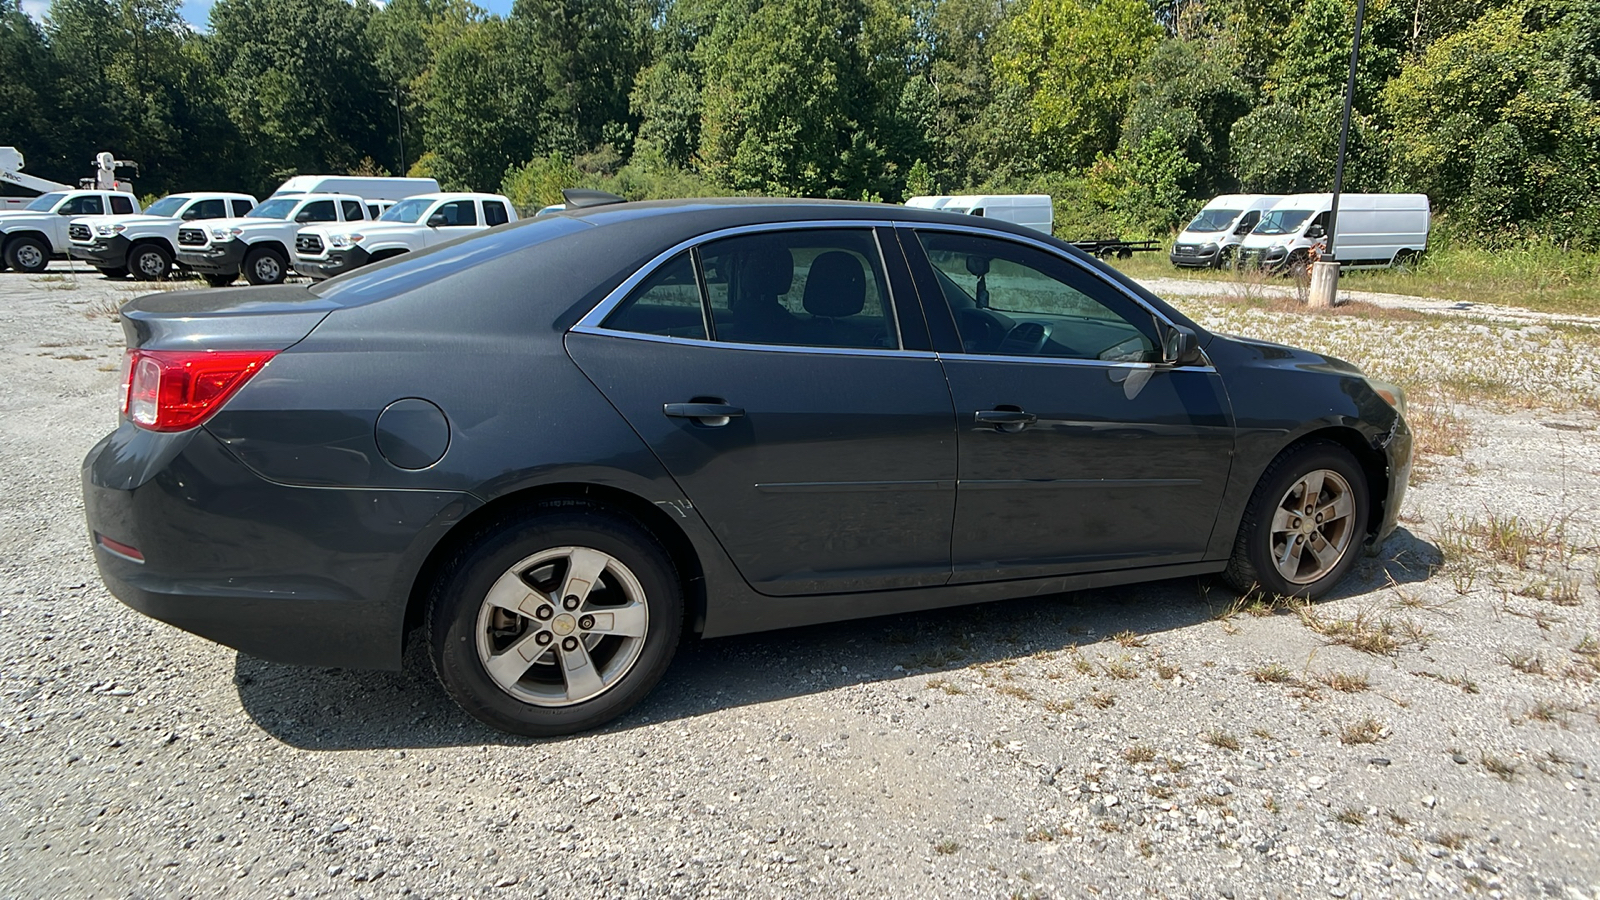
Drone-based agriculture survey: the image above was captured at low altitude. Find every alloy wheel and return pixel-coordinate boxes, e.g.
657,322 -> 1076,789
473,546 -> 649,707
1268,469 -> 1356,584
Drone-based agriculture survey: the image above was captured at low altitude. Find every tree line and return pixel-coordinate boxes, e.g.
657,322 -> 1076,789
3,0 -> 1597,245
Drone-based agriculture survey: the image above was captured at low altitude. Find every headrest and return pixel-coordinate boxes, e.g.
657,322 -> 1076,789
803,251 -> 866,318
736,242 -> 794,297
965,254 -> 990,277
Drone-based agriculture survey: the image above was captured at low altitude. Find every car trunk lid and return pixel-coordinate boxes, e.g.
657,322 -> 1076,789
119,285 -> 338,351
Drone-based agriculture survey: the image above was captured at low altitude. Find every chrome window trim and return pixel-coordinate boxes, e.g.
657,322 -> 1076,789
574,219 -> 902,337
940,352 -> 1216,373
566,325 -> 939,361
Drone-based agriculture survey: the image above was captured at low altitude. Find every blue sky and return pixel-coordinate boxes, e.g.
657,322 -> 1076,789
23,0 -> 517,30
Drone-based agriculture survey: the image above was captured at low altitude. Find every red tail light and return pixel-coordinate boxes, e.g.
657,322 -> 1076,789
122,349 -> 277,432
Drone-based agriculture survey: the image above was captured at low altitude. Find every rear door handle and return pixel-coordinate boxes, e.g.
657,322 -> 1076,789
975,408 -> 1036,433
664,402 -> 744,425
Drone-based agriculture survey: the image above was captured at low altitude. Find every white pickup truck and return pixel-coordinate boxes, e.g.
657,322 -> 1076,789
0,190 -> 139,273
293,192 -> 517,279
175,193 -> 373,286
68,192 -> 258,280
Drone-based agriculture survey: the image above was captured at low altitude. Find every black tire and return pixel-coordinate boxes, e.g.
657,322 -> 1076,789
1223,440 -> 1370,600
428,503 -> 684,736
128,242 -> 173,280
96,266 -> 129,279
202,272 -> 237,288
1215,247 -> 1235,270
4,236 -> 49,274
1284,250 -> 1310,280
242,246 -> 288,285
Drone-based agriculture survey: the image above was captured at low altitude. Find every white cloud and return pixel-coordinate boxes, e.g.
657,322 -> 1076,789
21,0 -> 48,22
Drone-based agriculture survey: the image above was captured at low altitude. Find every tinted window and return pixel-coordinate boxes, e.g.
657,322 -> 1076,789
916,231 -> 1158,362
367,204 -> 382,218
232,199 -> 254,217
601,252 -> 705,339
186,199 -> 226,220
698,229 -> 898,349
297,200 -> 337,223
341,199 -> 365,221
59,195 -> 105,216
483,201 -> 509,226
109,195 -> 134,215
435,200 -> 477,226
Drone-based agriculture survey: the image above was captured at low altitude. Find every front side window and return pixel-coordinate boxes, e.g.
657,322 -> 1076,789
26,192 -> 66,212
145,196 -> 189,218
249,198 -> 299,219
434,200 -> 477,226
59,195 -> 105,216
915,230 -> 1158,362
380,198 -> 431,223
1255,209 -> 1313,236
185,199 -> 226,220
699,229 -> 897,349
1187,208 -> 1242,232
602,252 -> 706,340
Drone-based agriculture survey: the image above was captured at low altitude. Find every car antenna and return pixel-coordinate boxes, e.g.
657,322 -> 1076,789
560,189 -> 627,209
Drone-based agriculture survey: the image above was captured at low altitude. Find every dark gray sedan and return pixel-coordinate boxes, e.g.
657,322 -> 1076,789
83,198 -> 1411,735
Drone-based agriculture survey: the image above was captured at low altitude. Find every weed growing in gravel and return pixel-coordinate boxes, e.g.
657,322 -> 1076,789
1069,650 -> 1095,675
926,678 -> 964,695
1122,744 -> 1156,764
1251,727 -> 1275,740
1339,717 -> 1387,745
1412,670 -> 1481,693
933,839 -> 958,855
1337,808 -> 1367,826
996,683 -> 1034,702
1299,606 -> 1430,656
1043,699 -> 1075,713
1088,692 -> 1116,709
1500,649 -> 1548,675
1430,831 -> 1470,850
1522,700 -> 1576,725
1111,630 -> 1147,648
1204,730 -> 1240,751
1156,660 -> 1182,680
1248,662 -> 1297,684
1481,753 -> 1519,780
1317,671 -> 1370,693
1101,657 -> 1139,679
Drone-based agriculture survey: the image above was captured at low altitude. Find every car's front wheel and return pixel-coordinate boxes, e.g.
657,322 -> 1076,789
130,243 -> 173,280
5,236 -> 49,274
243,246 -> 287,285
1224,440 -> 1369,599
428,504 -> 683,736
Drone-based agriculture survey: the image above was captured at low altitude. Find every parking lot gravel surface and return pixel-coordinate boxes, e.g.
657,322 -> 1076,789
2,269 -> 1598,899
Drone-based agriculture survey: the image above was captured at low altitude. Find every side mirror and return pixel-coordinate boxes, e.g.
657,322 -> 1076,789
1235,221 -> 1253,235
427,213 -> 447,227
1161,324 -> 1205,367
294,211 -> 312,223
1306,225 -> 1326,239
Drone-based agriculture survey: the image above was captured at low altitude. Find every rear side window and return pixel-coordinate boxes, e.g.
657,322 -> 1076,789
435,200 -> 477,226
367,203 -> 382,218
341,200 -> 365,221
109,195 -> 134,215
602,252 -> 706,339
298,200 -> 337,223
483,201 -> 510,227
186,199 -> 226,220
232,199 -> 254,216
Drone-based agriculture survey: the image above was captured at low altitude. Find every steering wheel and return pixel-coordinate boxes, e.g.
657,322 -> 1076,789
996,321 -> 1052,356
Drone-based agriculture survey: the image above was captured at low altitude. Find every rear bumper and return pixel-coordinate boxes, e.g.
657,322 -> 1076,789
83,423 -> 476,670
176,239 -> 246,275
295,247 -> 370,280
69,235 -> 130,268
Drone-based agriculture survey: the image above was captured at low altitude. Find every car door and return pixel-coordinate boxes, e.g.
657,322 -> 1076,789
422,199 -> 479,247
565,225 -> 957,596
898,226 -> 1235,583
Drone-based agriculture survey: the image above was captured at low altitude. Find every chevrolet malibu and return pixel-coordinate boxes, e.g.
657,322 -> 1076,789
83,198 -> 1411,736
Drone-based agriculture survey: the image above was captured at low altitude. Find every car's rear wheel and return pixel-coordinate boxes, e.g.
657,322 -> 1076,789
243,246 -> 287,285
130,243 -> 173,280
428,505 -> 683,736
202,272 -> 236,288
1224,440 -> 1369,599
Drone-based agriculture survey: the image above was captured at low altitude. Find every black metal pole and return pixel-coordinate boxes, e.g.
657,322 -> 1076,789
1327,0 -> 1366,260
395,88 -> 406,176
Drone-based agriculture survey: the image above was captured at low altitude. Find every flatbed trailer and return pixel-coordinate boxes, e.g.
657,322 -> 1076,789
1069,238 -> 1161,260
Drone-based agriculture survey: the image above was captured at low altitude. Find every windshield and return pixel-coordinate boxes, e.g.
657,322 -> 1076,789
1185,209 -> 1242,233
247,198 -> 299,220
25,192 -> 67,212
144,196 -> 189,218
380,198 -> 433,224
1254,209 -> 1314,236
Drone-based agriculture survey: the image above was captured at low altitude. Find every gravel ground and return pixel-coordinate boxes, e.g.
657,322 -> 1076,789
2,269 -> 1598,899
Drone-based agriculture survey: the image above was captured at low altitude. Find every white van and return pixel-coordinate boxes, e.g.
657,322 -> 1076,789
905,194 -> 1053,235
1238,193 -> 1430,271
271,175 -> 441,202
1169,194 -> 1282,268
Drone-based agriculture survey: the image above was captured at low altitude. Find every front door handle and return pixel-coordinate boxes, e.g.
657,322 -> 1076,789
664,402 -> 744,425
975,408 -> 1036,433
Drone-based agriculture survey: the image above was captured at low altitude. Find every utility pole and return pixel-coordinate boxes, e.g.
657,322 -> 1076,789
395,87 -> 406,176
1309,0 -> 1366,308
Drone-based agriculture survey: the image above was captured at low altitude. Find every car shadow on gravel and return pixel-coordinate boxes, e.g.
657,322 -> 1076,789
234,527 -> 1436,751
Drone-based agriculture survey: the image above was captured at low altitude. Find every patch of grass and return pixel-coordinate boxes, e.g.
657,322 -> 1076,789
934,838 -> 959,855
1203,730 -> 1240,751
1101,657 -> 1139,680
1522,700 -> 1576,725
1069,651 -> 1095,676
1500,649 -> 1547,676
1250,727 -> 1274,740
1481,753 -> 1519,781
1111,630 -> 1147,648
1430,831 -> 1470,850
926,678 -> 964,695
1121,744 -> 1156,764
1339,717 -> 1387,745
1413,669 -> 1480,693
1043,698 -> 1075,713
1156,660 -> 1181,680
1317,671 -> 1370,693
996,683 -> 1034,702
1299,606 -> 1429,656
1087,692 -> 1116,710
1337,807 -> 1366,826
1248,662 -> 1298,684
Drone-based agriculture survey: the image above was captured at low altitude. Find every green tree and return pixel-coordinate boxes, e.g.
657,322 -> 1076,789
991,0 -> 1161,172
1120,38 -> 1253,198
0,0 -> 65,180
418,18 -> 540,190
510,0 -> 650,154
